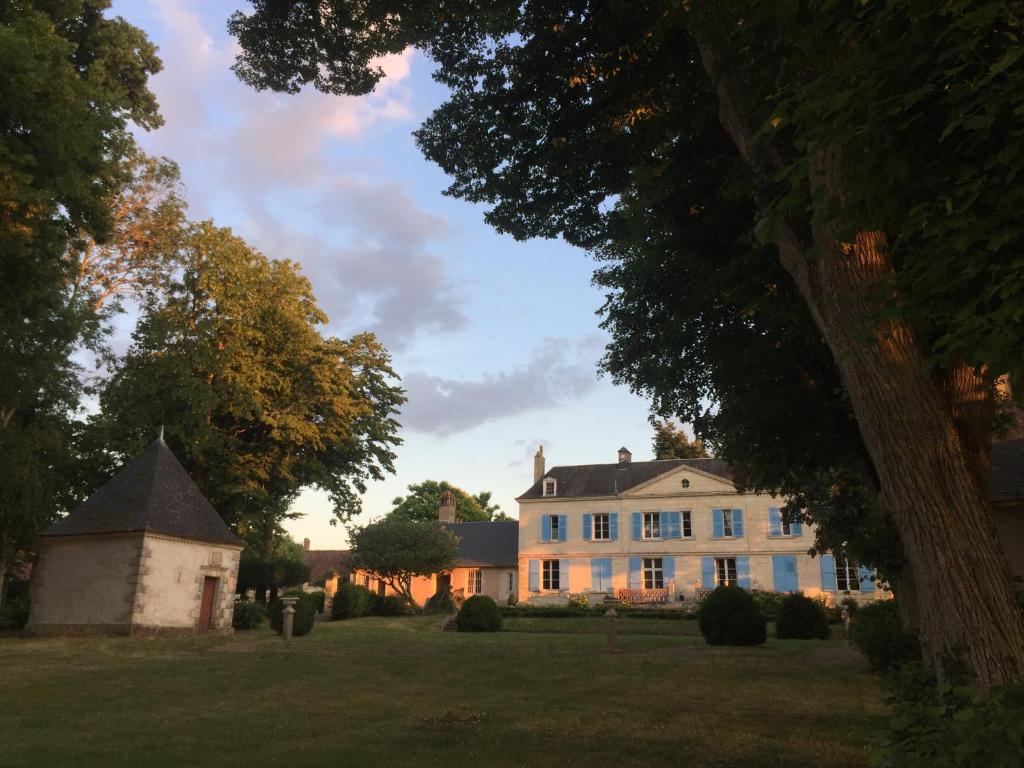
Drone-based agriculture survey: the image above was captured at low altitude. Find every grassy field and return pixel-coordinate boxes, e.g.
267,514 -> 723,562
0,616 -> 886,768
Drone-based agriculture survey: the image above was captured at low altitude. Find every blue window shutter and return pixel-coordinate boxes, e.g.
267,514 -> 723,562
592,558 -> 611,592
701,557 -> 715,589
663,556 -> 675,582
609,513 -> 619,540
769,507 -> 782,537
786,557 -> 798,592
559,559 -> 570,591
732,509 -> 744,538
589,559 -> 599,591
558,515 -> 568,542
711,509 -> 724,538
582,514 -> 592,541
632,512 -> 642,540
665,511 -> 680,539
820,555 -> 837,591
541,516 -> 551,542
528,560 -> 539,592
737,556 -> 751,589
790,517 -> 803,537
628,557 -> 642,589
858,565 -> 875,593
604,559 -> 613,592
772,556 -> 786,591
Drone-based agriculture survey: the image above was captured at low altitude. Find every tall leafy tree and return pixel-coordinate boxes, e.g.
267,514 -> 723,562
228,1 -> 1024,687
90,222 -> 406,553
652,420 -> 708,460
0,1 -> 161,603
390,480 -> 507,523
350,516 -> 459,605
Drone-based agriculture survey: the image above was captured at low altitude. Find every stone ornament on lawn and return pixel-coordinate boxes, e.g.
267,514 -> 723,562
281,597 -> 299,642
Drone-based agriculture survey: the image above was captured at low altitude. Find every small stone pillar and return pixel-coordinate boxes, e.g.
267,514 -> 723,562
281,596 -> 299,642
604,608 -> 620,654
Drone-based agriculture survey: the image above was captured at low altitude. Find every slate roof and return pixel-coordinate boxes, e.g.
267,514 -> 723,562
517,458 -> 735,500
992,439 -> 1024,502
304,550 -> 354,579
44,438 -> 242,546
443,521 -> 519,567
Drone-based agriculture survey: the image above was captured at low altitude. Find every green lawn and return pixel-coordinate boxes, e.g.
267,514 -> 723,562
0,616 -> 886,767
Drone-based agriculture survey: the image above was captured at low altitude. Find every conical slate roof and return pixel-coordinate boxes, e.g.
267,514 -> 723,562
45,438 -> 242,546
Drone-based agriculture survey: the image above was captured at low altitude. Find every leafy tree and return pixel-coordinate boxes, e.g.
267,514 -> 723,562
237,536 -> 312,603
229,1 -> 1024,688
349,517 -> 459,605
389,480 -> 507,523
0,1 -> 161,605
652,420 -> 708,460
89,221 -> 405,551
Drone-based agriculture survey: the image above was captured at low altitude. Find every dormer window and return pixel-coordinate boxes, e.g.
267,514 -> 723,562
543,477 -> 557,497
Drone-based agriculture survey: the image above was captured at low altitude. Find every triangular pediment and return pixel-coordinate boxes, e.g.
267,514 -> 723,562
622,462 -> 736,497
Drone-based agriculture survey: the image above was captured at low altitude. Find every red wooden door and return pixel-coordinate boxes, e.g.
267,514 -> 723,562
199,577 -> 218,630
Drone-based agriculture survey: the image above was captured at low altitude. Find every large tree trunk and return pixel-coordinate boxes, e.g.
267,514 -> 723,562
692,25 -> 1024,689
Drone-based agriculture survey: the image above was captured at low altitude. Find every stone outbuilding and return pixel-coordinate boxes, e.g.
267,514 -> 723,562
27,437 -> 243,636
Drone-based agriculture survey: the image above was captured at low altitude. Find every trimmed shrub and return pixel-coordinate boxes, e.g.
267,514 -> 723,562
424,587 -> 455,615
331,582 -> 374,620
456,595 -> 502,632
852,600 -> 919,671
269,590 -> 316,636
0,596 -> 30,630
775,593 -> 831,639
232,599 -> 266,630
374,594 -> 410,616
567,593 -> 588,608
698,585 -> 767,646
750,590 -> 785,620
309,590 -> 326,614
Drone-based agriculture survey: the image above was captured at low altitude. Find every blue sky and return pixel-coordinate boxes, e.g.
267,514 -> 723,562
112,0 -> 658,547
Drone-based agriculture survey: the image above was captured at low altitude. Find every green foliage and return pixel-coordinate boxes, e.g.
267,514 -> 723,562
90,221 -> 405,535
853,601 -> 921,671
309,590 -> 326,614
698,586 -> 767,646
373,594 -> 411,616
389,480 -> 505,523
750,591 -> 786,620
456,595 -> 502,632
237,540 -> 311,596
567,593 -> 588,608
350,517 -> 459,605
268,591 -> 316,637
775,594 -> 830,640
331,582 -> 374,620
501,605 -> 691,620
874,666 -> 1024,768
652,420 -> 707,460
231,599 -> 266,630
424,586 -> 455,615
0,578 -> 30,630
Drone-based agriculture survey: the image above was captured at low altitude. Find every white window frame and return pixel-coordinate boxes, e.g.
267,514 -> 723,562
548,514 -> 560,540
836,559 -> 861,592
721,511 -> 734,537
681,510 -> 693,538
714,557 -> 737,587
467,569 -> 482,595
642,512 -> 661,540
542,559 -> 560,591
593,513 -> 610,540
543,478 -> 557,497
643,558 -> 665,589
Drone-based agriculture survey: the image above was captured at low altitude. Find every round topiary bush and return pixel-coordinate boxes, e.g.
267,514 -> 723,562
852,600 -> 919,670
374,594 -> 410,616
331,582 -> 374,620
424,586 -> 455,615
269,591 -> 317,636
456,595 -> 502,632
231,599 -> 266,630
698,585 -> 767,646
309,590 -> 326,614
775,593 -> 831,639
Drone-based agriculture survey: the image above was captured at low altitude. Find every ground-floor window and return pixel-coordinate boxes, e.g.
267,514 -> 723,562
467,569 -> 482,594
643,558 -> 665,589
715,557 -> 737,586
507,571 -> 514,592
836,560 -> 860,592
681,511 -> 692,538
542,559 -> 561,590
363,574 -> 370,588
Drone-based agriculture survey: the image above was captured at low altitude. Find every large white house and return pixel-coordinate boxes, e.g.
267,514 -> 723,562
516,446 -> 878,606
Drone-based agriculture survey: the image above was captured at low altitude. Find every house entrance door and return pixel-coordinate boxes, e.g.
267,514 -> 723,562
199,576 -> 218,630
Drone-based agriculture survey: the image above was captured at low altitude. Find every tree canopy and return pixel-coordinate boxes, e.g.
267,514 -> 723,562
652,421 -> 708,461
89,221 -> 406,549
229,0 -> 1024,687
389,480 -> 507,523
350,516 -> 459,604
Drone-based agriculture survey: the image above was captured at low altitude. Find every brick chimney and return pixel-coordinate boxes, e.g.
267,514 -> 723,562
438,489 -> 458,523
533,445 -> 545,484
303,538 -> 310,551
